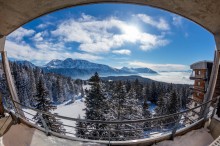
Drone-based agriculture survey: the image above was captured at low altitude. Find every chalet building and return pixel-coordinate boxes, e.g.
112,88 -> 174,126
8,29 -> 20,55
190,61 -> 213,103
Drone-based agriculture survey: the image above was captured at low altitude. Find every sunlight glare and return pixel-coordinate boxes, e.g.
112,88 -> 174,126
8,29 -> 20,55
122,25 -> 141,41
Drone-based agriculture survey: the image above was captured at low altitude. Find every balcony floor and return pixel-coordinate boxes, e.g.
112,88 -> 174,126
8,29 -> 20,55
154,128 -> 213,146
0,124 -> 105,146
0,123 -> 215,146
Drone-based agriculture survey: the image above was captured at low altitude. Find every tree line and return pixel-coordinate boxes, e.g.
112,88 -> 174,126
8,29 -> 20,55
76,72 -> 190,140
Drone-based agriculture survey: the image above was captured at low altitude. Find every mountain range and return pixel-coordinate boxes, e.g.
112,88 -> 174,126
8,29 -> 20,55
16,58 -> 158,79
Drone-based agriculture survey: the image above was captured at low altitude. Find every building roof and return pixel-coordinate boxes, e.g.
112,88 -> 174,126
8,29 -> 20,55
190,60 -> 213,69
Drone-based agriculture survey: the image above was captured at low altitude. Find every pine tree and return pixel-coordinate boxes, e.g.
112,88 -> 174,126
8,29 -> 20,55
84,72 -> 108,139
75,115 -> 88,138
33,76 -> 65,134
108,82 -> 144,140
168,91 -> 180,114
155,94 -> 167,116
56,76 -> 65,103
133,79 -> 143,101
150,82 -> 158,104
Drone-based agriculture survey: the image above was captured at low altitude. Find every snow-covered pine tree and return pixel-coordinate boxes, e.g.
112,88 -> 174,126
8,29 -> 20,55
125,80 -> 131,92
167,91 -> 180,125
168,91 -> 180,114
142,104 -> 151,129
56,76 -> 65,103
33,76 -> 65,134
154,93 -> 168,127
133,79 -> 143,101
155,95 -> 167,116
0,72 -> 12,109
84,72 -> 108,139
75,115 -> 88,138
27,67 -> 37,107
149,82 -> 158,104
124,86 -> 144,139
107,81 -> 145,140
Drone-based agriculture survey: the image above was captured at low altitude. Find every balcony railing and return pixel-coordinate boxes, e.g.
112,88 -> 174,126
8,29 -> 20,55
190,72 -> 207,80
3,97 -> 216,145
190,86 -> 206,93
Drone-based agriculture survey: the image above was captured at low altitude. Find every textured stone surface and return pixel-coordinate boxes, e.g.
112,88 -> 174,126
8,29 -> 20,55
0,124 -> 105,146
1,0 -> 220,36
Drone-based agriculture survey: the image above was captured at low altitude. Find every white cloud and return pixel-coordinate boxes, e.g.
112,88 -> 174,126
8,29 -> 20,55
172,15 -> 183,27
135,14 -> 170,30
52,14 -> 169,53
32,32 -> 44,42
37,24 -> 48,29
5,40 -> 101,66
112,49 -> 131,55
6,13 -> 171,65
8,27 -> 35,42
36,22 -> 53,29
128,61 -> 189,72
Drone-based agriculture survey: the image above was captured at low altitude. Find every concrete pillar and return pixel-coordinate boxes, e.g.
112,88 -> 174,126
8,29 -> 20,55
0,92 -> 5,117
203,34 -> 220,118
0,37 -> 25,117
0,36 -> 5,52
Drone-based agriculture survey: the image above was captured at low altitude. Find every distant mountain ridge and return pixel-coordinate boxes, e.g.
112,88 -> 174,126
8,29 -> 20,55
101,75 -> 155,83
121,67 -> 157,74
15,60 -> 36,68
13,58 -> 158,79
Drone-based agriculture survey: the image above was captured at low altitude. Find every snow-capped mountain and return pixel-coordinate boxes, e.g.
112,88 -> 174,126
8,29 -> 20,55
15,60 -> 36,68
43,58 -> 157,79
46,58 -> 118,71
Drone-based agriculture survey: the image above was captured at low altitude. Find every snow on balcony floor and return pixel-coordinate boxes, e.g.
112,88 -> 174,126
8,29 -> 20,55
153,128 -> 214,146
0,124 -> 105,146
0,123 -> 214,146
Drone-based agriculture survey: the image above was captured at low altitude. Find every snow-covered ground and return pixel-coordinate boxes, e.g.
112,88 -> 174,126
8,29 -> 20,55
52,99 -> 86,135
23,99 -> 159,137
22,99 -> 201,138
23,99 -> 86,136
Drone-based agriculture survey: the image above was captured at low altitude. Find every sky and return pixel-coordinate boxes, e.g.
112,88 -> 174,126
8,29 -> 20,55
5,3 -> 216,72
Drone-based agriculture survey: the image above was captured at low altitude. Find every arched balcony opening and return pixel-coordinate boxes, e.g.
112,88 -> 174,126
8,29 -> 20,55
0,1 -> 220,145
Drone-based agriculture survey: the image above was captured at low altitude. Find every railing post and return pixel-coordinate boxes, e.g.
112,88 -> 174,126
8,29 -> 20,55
108,124 -> 111,146
170,114 -> 182,140
202,49 -> 220,119
39,113 -> 50,136
211,96 -> 220,119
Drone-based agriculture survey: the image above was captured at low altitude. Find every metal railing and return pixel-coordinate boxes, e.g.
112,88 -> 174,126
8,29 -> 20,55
3,97 -> 216,145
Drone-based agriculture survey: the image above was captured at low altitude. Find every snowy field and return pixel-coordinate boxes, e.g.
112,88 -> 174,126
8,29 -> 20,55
23,99 -> 159,137
23,99 -> 86,136
140,71 -> 193,84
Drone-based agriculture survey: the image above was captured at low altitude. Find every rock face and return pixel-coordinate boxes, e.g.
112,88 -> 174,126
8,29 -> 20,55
44,58 -> 157,79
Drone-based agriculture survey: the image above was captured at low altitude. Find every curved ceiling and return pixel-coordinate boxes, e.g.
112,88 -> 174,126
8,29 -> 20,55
0,0 -> 220,37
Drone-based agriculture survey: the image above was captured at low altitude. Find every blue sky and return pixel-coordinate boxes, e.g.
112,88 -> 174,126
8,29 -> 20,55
5,4 -> 216,72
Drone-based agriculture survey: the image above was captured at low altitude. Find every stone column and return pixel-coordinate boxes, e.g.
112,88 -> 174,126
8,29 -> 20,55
0,36 -> 25,117
203,34 -> 220,118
